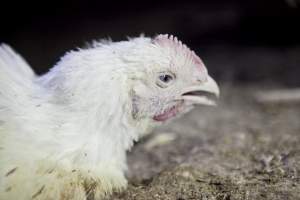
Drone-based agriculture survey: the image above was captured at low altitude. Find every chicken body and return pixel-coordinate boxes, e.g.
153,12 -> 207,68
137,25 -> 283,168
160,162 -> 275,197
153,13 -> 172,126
0,35 -> 219,200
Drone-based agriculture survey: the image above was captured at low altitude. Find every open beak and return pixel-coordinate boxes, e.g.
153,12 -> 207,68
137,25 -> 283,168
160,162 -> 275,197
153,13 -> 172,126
179,75 -> 220,106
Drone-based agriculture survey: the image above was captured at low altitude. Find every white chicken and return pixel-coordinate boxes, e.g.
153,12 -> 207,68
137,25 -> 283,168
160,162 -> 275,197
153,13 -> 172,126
0,34 -> 219,200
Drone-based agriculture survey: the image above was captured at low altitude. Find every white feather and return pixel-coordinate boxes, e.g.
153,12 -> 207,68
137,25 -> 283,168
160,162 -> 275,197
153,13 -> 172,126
0,38 -> 153,200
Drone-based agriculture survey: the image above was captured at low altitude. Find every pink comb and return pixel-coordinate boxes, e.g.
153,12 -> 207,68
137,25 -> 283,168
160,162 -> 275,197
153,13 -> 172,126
153,34 -> 205,72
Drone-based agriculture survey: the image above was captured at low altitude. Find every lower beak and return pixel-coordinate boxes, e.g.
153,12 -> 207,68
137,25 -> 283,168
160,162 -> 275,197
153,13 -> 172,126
179,75 -> 220,106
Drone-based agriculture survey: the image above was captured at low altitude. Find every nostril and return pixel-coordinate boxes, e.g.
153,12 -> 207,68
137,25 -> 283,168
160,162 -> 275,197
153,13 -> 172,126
196,76 -> 207,83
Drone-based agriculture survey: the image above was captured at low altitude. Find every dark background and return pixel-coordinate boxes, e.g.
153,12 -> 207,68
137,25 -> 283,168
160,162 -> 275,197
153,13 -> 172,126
1,0 -> 300,86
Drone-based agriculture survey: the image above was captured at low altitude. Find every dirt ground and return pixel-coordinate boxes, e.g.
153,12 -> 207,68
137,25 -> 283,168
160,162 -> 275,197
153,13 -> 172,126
113,84 -> 300,200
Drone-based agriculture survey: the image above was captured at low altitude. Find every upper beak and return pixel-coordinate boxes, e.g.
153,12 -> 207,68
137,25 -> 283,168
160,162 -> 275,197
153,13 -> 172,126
179,75 -> 220,106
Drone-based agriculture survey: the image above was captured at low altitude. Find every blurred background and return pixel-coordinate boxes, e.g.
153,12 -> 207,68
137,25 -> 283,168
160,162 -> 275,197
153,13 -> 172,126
1,1 -> 300,198
1,0 -> 300,86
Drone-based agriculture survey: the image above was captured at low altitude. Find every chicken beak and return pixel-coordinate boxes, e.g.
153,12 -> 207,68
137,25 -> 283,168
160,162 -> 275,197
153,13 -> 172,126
180,75 -> 220,106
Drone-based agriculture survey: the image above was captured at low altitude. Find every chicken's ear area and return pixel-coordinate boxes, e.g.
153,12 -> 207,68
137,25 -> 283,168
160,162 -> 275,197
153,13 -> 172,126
130,89 -> 140,120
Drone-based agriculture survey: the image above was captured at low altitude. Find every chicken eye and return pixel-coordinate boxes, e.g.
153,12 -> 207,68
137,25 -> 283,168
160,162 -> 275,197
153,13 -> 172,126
156,72 -> 175,88
159,74 -> 173,83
